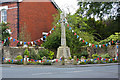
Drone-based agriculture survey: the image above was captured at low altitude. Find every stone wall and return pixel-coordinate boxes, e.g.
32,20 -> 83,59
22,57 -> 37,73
87,45 -> 120,58
3,47 -> 44,59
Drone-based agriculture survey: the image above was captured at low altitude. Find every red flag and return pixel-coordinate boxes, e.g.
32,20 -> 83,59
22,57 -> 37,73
97,58 -> 99,60
113,58 -> 114,61
28,42 -> 30,45
9,60 -> 10,62
112,41 -> 113,43
56,59 -> 58,62
74,33 -> 76,35
2,41 -> 4,44
38,40 -> 40,42
67,24 -> 69,27
103,44 -> 105,47
92,44 -> 94,47
17,41 -> 19,43
47,33 -> 49,36
54,26 -> 56,28
83,40 -> 85,43
8,37 -> 10,40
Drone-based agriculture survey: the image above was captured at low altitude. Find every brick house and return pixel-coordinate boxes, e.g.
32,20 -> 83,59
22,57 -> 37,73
0,0 -> 59,46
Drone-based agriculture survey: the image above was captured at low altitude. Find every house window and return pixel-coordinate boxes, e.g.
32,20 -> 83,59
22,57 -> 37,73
1,9 -> 7,23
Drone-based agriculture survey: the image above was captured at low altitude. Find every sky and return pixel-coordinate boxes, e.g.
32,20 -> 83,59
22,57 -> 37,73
54,0 -> 79,14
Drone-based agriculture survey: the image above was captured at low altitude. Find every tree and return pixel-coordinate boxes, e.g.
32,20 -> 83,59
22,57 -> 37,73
77,2 -> 119,20
0,22 -> 10,46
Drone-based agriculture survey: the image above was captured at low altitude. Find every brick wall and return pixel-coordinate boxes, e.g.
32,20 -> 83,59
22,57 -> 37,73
19,2 -> 58,45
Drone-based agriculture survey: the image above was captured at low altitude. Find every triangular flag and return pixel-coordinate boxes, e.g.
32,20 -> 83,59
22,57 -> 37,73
44,36 -> 46,38
8,37 -> 10,40
72,30 -> 74,32
10,37 -> 12,40
54,26 -> 56,28
67,24 -> 69,27
17,41 -> 19,43
2,41 -> 4,44
96,45 -> 98,48
13,39 -> 15,42
86,42 -> 88,45
38,40 -> 40,42
99,45 -> 101,48
77,35 -> 79,38
89,43 -> 91,46
74,33 -> 76,35
83,40 -> 85,43
20,41 -> 22,44
31,41 -> 33,45
106,44 -> 108,47
69,27 -> 71,30
4,39 -> 6,43
41,38 -> 43,41
47,33 -> 49,36
79,38 -> 82,41
52,28 -> 54,30
92,44 -> 94,47
112,41 -> 113,43
109,42 -> 111,45
103,44 -> 105,47
28,42 -> 30,45
49,31 -> 52,34
24,42 -> 26,45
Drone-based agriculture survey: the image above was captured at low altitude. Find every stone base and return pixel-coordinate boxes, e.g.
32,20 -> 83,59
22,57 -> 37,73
57,46 -> 71,58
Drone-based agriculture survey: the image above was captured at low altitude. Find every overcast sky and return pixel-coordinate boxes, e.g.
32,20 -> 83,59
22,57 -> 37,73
54,0 -> 79,14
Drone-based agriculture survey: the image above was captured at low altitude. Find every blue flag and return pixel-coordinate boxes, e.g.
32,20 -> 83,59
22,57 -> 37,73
44,36 -> 46,38
69,27 -> 71,30
24,42 -> 26,45
21,59 -> 23,62
77,35 -> 79,38
96,45 -> 98,48
106,44 -> 108,47
52,28 -> 54,30
86,42 -> 88,45
13,39 -> 15,42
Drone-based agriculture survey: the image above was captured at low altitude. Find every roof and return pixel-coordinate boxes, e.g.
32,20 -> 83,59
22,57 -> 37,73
0,0 -> 61,11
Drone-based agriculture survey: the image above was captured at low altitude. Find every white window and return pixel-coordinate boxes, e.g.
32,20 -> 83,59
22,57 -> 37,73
1,9 -> 7,23
0,6 -> 8,23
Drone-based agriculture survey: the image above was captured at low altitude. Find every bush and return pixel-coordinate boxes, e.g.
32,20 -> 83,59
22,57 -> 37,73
81,51 -> 88,58
101,53 -> 110,59
48,51 -> 54,60
92,53 -> 99,59
42,61 -> 52,65
24,49 -> 30,57
15,55 -> 23,60
73,56 -> 77,65
79,62 -> 86,65
38,49 -> 49,59
14,61 -> 23,65
30,49 -> 40,60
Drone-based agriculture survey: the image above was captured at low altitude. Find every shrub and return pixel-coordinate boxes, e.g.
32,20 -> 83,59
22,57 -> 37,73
14,61 -> 23,65
79,62 -> 86,65
81,51 -> 88,58
61,56 -> 65,65
30,49 -> 40,60
38,49 -> 49,59
48,51 -> 54,60
24,49 -> 30,57
92,53 -> 99,59
73,56 -> 77,65
101,53 -> 110,59
15,55 -> 23,60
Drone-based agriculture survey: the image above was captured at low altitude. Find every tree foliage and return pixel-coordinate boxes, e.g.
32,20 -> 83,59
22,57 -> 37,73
0,22 -> 10,46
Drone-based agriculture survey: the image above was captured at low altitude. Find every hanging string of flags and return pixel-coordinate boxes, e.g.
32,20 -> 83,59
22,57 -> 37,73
66,23 -> 119,48
2,25 -> 57,45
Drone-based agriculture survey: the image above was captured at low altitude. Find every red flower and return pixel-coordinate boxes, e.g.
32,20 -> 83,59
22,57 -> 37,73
77,59 -> 79,61
103,44 -> 105,47
56,59 -> 58,62
97,58 -> 99,60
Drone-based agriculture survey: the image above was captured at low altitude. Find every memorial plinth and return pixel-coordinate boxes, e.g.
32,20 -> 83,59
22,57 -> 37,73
57,13 -> 71,58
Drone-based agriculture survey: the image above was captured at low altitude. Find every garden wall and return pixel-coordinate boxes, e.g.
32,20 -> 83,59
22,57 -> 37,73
87,45 -> 119,58
3,47 -> 44,60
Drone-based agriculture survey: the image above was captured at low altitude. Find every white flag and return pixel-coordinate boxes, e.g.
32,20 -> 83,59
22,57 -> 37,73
4,39 -> 6,43
109,42 -> 111,45
72,30 -> 74,32
49,31 -> 52,34
89,43 -> 91,46
31,41 -> 33,45
10,37 -> 12,40
99,45 -> 101,48
20,41 -> 22,44
41,38 -> 43,41
79,38 -> 82,41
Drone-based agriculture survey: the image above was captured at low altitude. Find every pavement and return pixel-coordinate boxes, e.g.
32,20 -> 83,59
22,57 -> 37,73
0,63 -> 119,78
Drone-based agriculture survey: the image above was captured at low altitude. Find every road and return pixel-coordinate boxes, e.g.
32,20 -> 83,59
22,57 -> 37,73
1,64 -> 119,78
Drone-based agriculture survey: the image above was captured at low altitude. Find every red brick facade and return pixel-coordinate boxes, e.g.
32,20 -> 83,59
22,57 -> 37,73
0,1 -> 58,46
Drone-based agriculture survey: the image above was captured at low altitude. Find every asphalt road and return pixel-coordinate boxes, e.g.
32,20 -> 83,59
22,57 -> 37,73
1,64 -> 119,78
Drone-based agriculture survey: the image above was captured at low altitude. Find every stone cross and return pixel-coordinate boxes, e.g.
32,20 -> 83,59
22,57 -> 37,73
57,13 -> 71,58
